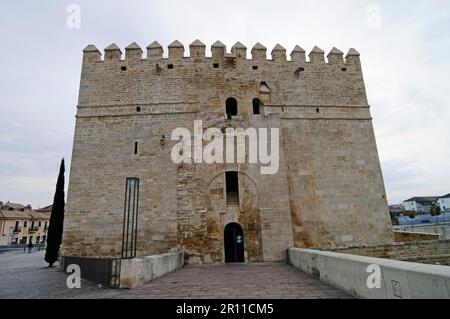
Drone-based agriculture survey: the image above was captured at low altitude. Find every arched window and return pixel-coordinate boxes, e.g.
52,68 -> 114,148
252,98 -> 261,115
226,98 -> 238,119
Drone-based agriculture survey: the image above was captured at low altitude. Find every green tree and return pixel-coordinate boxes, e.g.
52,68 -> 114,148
431,204 -> 442,225
45,159 -> 65,267
431,204 -> 442,216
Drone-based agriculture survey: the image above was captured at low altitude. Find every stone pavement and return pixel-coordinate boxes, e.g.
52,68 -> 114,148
0,250 -> 351,299
0,250 -> 115,299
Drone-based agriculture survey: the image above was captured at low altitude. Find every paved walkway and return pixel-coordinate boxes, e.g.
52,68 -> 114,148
127,262 -> 351,299
0,250 -> 350,299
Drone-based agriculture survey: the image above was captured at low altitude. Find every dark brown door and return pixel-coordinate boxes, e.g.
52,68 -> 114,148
224,223 -> 245,263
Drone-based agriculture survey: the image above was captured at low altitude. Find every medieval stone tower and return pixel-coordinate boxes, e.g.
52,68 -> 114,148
62,40 -> 394,266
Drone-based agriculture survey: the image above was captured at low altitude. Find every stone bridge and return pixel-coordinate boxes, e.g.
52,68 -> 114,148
0,250 -> 349,299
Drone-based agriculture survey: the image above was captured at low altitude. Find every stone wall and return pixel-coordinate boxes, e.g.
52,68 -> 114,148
327,240 -> 450,266
289,248 -> 450,299
395,224 -> 450,240
63,40 -> 393,263
120,252 -> 184,289
394,231 -> 441,242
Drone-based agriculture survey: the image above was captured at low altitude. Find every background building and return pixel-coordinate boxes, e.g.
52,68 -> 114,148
0,201 -> 32,212
0,205 -> 50,246
437,194 -> 450,212
403,197 -> 440,214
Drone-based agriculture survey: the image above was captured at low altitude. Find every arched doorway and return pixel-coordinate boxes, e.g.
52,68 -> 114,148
252,98 -> 261,115
224,223 -> 245,263
225,97 -> 238,119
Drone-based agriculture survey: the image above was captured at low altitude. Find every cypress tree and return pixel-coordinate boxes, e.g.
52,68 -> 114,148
45,158 -> 65,267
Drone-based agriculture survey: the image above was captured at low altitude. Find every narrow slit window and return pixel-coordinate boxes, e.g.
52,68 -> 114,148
226,172 -> 239,205
134,142 -> 138,155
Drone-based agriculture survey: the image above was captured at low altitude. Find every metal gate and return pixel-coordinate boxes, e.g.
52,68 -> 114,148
61,256 -> 121,288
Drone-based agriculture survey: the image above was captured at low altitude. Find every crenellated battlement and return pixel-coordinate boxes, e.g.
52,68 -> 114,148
82,40 -> 361,66
78,39 -> 368,110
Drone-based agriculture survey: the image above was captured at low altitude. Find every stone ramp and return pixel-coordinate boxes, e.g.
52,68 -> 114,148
125,262 -> 352,299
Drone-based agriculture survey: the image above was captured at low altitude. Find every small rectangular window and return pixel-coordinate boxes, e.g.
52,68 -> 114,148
136,107 -> 141,112
121,66 -> 127,71
252,65 -> 258,70
253,99 -> 261,115
168,64 -> 174,69
226,172 -> 239,205
213,63 -> 219,68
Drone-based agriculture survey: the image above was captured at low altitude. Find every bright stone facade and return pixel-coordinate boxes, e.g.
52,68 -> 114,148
62,40 -> 394,264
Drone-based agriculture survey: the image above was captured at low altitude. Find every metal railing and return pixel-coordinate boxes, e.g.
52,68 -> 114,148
28,226 -> 39,233
61,256 -> 122,288
0,243 -> 46,251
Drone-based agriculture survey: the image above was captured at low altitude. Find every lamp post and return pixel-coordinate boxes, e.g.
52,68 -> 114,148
409,211 -> 416,230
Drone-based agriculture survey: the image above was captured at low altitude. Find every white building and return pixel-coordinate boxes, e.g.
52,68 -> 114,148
403,197 -> 439,213
437,194 -> 450,211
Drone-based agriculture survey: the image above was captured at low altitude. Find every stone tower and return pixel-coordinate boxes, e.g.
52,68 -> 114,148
62,40 -> 394,266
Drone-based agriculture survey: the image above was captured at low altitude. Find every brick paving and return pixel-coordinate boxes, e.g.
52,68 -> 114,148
127,263 -> 351,299
0,250 -> 351,299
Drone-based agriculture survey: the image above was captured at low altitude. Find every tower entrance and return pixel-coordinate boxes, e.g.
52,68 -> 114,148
224,223 -> 245,263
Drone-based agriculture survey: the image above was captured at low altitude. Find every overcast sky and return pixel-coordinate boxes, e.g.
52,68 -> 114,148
0,0 -> 449,207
